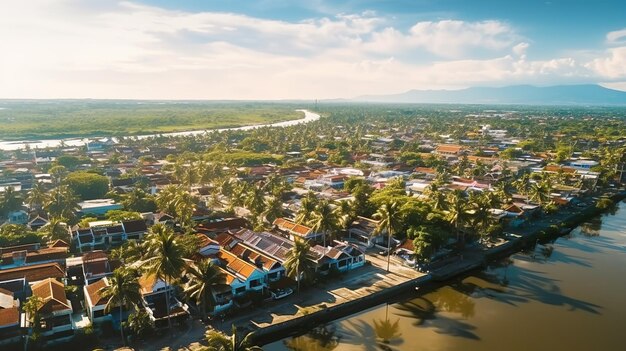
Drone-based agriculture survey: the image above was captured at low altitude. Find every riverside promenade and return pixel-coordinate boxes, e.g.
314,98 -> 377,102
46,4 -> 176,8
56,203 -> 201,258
248,191 -> 626,346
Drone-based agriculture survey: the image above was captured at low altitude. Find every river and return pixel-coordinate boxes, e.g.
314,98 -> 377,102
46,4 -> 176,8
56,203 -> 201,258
0,109 -> 320,151
265,202 -> 626,351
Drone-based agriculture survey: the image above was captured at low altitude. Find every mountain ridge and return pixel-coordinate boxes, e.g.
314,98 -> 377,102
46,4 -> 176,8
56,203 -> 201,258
348,84 -> 626,105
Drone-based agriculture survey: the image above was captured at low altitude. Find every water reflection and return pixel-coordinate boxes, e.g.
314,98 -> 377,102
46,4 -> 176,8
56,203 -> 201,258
269,205 -> 626,351
284,325 -> 340,351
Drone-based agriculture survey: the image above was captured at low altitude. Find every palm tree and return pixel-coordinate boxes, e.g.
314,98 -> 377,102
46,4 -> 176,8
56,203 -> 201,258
38,217 -> 69,242
373,304 -> 402,345
26,182 -> 48,211
262,196 -> 284,224
445,190 -> 469,246
44,185 -> 79,220
309,200 -> 339,252
143,223 -> 186,330
373,202 -> 402,272
295,191 -> 318,225
100,267 -> 142,345
0,186 -> 22,216
284,239 -> 315,293
244,186 -> 265,216
204,325 -> 262,351
184,259 -> 226,322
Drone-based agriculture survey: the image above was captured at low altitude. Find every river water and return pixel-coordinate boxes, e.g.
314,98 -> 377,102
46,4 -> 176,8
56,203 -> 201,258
0,109 -> 319,151
266,202 -> 626,351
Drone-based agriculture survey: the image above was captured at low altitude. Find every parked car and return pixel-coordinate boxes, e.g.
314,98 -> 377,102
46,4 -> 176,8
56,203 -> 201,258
270,287 -> 293,300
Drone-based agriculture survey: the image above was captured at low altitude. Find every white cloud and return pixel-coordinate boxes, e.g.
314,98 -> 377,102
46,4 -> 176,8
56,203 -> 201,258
0,0 -> 624,99
586,47 -> 626,79
607,28 -> 626,45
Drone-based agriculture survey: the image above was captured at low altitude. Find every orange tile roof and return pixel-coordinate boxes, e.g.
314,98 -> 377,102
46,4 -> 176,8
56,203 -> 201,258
85,278 -> 109,307
229,243 -> 279,271
217,249 -> 260,280
436,144 -> 464,153
273,218 -> 312,237
31,278 -> 71,313
138,274 -> 159,295
0,307 -> 19,327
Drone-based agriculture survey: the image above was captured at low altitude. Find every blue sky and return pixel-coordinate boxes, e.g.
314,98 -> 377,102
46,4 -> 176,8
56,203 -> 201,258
1,0 -> 625,99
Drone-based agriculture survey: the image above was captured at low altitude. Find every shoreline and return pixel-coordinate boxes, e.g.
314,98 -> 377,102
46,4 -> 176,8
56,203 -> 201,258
0,109 -> 319,151
249,190 -> 626,346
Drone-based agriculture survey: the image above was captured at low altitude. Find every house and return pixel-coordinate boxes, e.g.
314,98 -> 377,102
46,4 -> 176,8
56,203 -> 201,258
121,219 -> 148,240
5,210 -> 29,225
81,251 -> 112,285
310,243 -> 365,274
78,199 -> 122,216
0,304 -> 21,345
138,274 -> 188,327
229,243 -> 284,282
84,277 -> 112,325
435,144 -> 466,157
195,217 -> 248,236
0,262 -> 66,284
273,218 -> 323,242
0,240 -> 69,269
215,249 -> 266,294
228,229 -> 294,264
26,278 -> 75,343
348,216 -> 382,247
196,234 -> 220,257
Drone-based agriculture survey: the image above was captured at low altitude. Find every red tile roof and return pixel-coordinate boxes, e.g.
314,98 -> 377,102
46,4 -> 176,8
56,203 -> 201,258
31,278 -> 71,313
85,278 -> 109,307
0,307 -> 19,327
273,218 -> 312,237
0,263 -> 65,283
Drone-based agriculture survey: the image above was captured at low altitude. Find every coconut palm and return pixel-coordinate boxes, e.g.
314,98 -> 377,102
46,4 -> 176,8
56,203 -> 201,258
373,202 -> 402,272
44,185 -> 79,220
309,200 -> 339,252
244,186 -> 265,216
204,325 -> 262,351
0,186 -> 22,216
38,217 -> 69,242
445,190 -> 469,246
184,259 -> 226,322
262,196 -> 284,224
26,181 -> 48,211
295,191 -> 318,225
100,267 -> 142,345
143,223 -> 186,330
284,239 -> 315,293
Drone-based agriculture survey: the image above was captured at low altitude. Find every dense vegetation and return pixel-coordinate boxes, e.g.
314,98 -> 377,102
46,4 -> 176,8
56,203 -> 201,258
0,100 -> 306,140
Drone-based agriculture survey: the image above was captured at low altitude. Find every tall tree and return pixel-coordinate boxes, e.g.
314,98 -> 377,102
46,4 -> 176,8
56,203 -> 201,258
184,259 -> 226,322
26,182 -> 48,211
374,202 -> 402,272
143,223 -> 186,330
284,239 -> 315,293
38,217 -> 69,242
44,184 -> 79,221
295,191 -> 318,225
309,200 -> 339,251
445,190 -> 469,246
100,268 -> 142,346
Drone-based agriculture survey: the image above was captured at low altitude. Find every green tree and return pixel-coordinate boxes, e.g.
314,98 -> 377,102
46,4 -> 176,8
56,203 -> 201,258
45,185 -> 79,221
100,267 -> 142,346
65,171 -> 110,200
295,191 -> 318,225
26,182 -> 48,211
0,186 -> 22,217
125,308 -> 155,341
309,200 -> 339,251
374,202 -> 402,272
105,210 -> 142,221
184,259 -> 226,322
284,239 -> 315,293
143,223 -> 186,330
38,218 -> 69,242
445,190 -> 469,246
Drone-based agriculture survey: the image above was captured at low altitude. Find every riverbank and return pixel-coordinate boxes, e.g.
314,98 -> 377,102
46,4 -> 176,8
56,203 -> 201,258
249,191 -> 626,346
0,109 -> 320,151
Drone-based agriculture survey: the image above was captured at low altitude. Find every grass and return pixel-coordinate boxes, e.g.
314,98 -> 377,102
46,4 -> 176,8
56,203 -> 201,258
0,100 -> 305,140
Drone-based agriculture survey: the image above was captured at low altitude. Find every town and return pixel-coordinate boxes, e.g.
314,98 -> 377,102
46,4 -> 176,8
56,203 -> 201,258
0,104 -> 625,350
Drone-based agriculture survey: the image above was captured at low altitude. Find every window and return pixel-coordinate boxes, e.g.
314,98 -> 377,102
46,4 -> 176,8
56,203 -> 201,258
235,286 -> 245,294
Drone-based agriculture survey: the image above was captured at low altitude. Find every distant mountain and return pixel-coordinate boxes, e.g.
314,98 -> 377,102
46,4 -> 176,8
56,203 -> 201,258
350,84 -> 626,105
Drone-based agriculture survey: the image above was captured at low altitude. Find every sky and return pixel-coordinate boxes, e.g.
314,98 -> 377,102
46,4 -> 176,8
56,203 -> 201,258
1,0 -> 626,100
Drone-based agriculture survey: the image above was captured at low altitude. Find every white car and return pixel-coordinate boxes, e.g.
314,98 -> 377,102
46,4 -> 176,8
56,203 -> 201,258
270,287 -> 293,300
